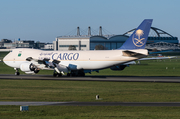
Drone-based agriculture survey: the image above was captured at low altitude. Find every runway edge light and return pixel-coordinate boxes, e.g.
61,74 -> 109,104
96,95 -> 99,100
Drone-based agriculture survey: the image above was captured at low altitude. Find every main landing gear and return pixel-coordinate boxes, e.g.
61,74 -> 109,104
67,70 -> 85,77
53,71 -> 62,77
15,68 -> 20,75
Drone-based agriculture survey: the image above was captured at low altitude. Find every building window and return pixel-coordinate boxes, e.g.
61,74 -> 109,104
59,45 -> 78,47
111,43 -> 116,49
80,45 -> 86,47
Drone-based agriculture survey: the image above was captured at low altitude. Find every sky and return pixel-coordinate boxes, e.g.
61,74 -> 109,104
0,0 -> 179,43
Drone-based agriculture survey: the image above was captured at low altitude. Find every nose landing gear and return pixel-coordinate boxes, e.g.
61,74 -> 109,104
14,68 -> 20,75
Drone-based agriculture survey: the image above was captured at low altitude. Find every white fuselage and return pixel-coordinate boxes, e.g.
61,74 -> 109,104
3,48 -> 148,72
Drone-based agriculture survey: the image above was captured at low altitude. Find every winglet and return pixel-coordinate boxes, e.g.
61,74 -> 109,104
119,19 -> 153,50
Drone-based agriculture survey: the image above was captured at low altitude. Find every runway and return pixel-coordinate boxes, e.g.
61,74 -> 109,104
1,101 -> 180,106
0,74 -> 180,83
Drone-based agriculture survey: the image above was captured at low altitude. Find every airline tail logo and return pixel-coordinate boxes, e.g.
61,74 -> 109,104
119,19 -> 152,50
132,29 -> 145,47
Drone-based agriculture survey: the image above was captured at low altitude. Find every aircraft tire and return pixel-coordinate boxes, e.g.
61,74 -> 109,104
67,73 -> 70,77
53,73 -> 57,77
34,69 -> 39,74
78,71 -> 85,77
15,72 -> 20,76
57,73 -> 62,77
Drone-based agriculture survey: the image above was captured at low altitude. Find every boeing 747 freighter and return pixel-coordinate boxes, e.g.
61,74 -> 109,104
3,19 -> 153,76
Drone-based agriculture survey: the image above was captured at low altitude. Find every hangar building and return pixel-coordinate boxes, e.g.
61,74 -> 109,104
54,26 -> 178,51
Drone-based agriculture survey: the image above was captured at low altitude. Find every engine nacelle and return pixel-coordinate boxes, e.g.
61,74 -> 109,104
20,62 -> 33,72
20,62 -> 39,73
110,65 -> 127,71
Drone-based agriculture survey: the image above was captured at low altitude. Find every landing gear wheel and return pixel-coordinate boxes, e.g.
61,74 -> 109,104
34,69 -> 40,74
81,72 -> 85,77
67,70 -> 85,77
78,71 -> 85,77
53,72 -> 57,77
53,72 -> 62,77
57,73 -> 62,77
15,72 -> 20,76
14,68 -> 20,76
67,73 -> 70,77
80,72 -> 85,77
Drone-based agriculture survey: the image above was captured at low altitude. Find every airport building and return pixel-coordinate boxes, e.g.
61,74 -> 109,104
1,39 -> 51,50
43,43 -> 54,50
4,40 -> 35,49
0,39 -> 12,49
54,26 -> 179,51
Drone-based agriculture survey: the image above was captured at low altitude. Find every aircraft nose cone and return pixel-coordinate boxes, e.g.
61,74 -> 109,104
3,52 -> 12,66
3,54 -> 8,65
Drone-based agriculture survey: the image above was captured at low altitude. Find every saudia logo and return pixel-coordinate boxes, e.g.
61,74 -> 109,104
132,29 -> 145,47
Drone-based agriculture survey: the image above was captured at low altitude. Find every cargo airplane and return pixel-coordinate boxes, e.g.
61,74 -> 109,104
3,19 -> 153,76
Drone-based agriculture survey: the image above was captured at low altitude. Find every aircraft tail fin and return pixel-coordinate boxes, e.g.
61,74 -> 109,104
119,19 -> 153,50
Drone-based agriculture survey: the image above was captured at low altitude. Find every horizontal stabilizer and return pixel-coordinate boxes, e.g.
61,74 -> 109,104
122,50 -> 147,58
139,56 -> 176,60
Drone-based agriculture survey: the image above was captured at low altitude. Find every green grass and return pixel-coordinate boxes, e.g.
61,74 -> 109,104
1,106 -> 180,119
4,80 -> 180,118
0,51 -> 9,58
1,79 -> 180,102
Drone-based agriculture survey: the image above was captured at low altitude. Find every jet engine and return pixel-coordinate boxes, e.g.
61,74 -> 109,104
20,62 -> 39,74
110,65 -> 127,71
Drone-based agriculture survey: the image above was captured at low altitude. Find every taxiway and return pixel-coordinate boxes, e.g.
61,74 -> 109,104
1,101 -> 180,106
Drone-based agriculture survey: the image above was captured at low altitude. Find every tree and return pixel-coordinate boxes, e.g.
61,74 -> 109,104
152,48 -> 158,52
95,44 -> 107,50
68,45 -> 77,50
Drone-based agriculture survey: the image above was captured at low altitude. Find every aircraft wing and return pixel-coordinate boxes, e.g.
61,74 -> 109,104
26,57 -> 61,73
138,56 -> 176,61
111,56 -> 176,71
123,61 -> 136,65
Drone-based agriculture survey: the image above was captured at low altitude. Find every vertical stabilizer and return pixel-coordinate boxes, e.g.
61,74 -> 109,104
119,19 -> 153,50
